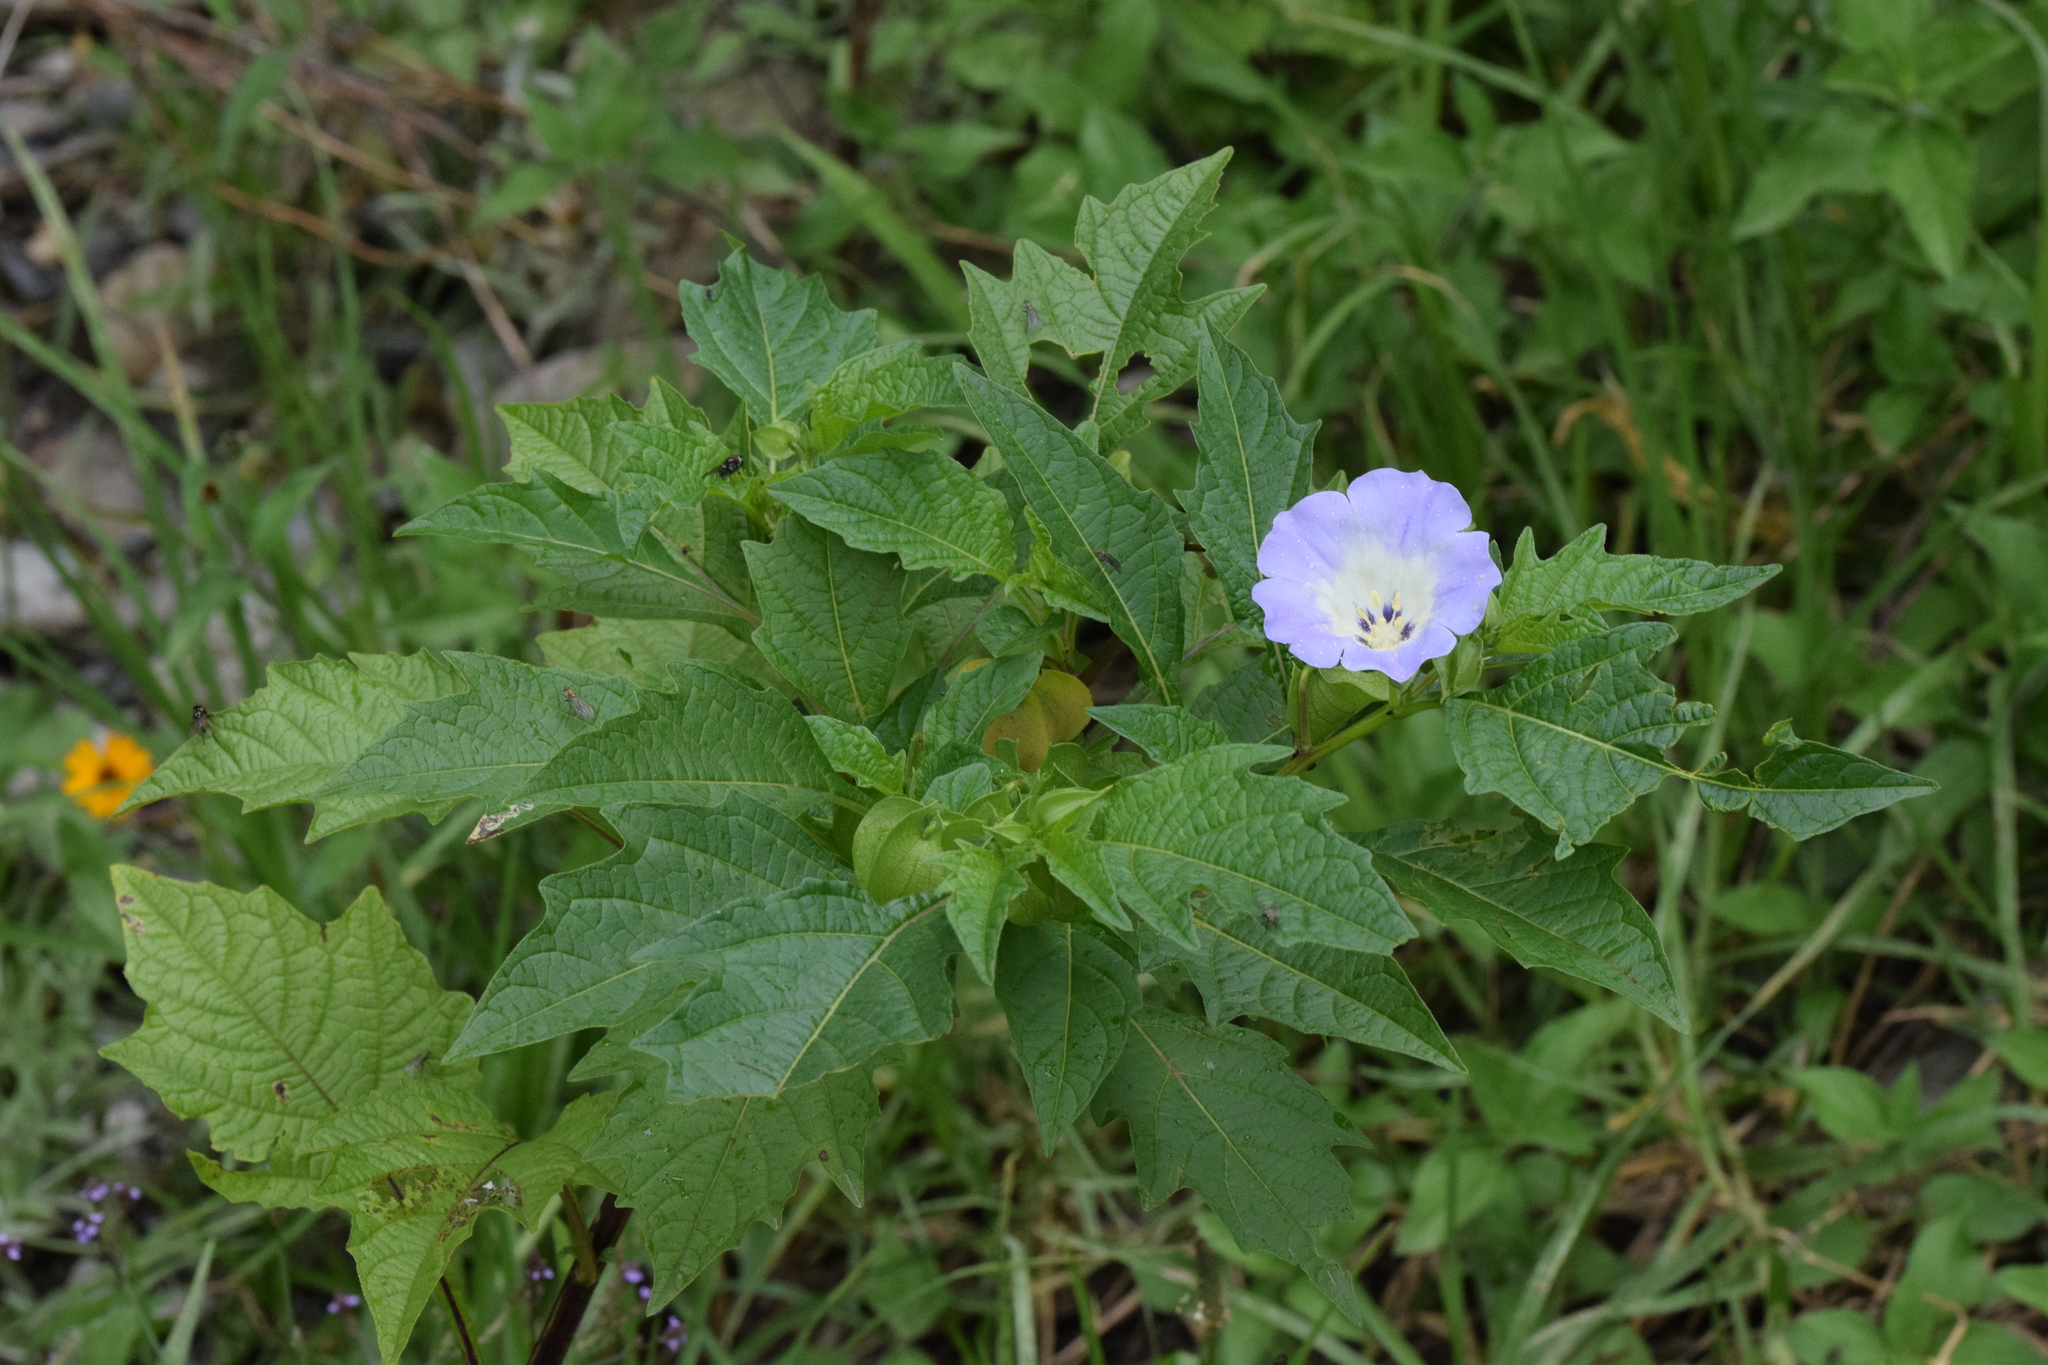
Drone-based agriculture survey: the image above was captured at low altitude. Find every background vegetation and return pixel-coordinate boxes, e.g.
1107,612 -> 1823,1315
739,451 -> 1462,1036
0,0 -> 2044,1362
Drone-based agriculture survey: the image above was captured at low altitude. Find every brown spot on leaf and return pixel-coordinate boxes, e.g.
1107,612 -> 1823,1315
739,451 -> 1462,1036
272,1079 -> 289,1103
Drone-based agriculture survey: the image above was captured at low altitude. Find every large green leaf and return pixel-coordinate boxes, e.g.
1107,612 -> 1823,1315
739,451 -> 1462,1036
1443,624 -> 1710,856
1082,746 -> 1413,955
744,516 -> 912,723
119,652 -> 465,837
1067,151 -> 1237,408
1184,912 -> 1461,1071
1494,526 -> 1780,624
196,1082 -> 611,1358
102,868 -> 579,1359
1696,720 -> 1938,838
500,394 -> 637,492
808,340 -> 962,449
972,155 -> 1260,449
297,1084 -> 609,1358
923,651 -> 1043,749
449,799 -> 841,1059
632,884 -> 956,1102
533,496 -> 757,627
102,868 -> 472,1161
585,1052 -> 877,1304
1086,703 -> 1229,764
1093,287 -> 1261,454
515,661 -> 839,817
963,260 -> 1032,392
1191,662 -> 1291,745
317,654 -> 640,812
680,248 -> 878,423
771,448 -> 1015,583
993,921 -> 1139,1151
1187,327 -> 1317,631
400,473 -> 752,630
606,418 -> 732,542
537,616 -> 779,690
1358,822 -> 1685,1029
1096,1007 -> 1366,1321
958,369 -> 1187,701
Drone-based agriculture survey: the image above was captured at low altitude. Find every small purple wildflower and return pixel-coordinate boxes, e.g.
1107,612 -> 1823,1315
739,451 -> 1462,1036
620,1262 -> 652,1302
1252,469 -> 1501,682
71,1212 -> 104,1244
1,1234 -> 22,1261
80,1181 -> 110,1205
528,1262 -> 556,1283
327,1292 -> 363,1315
659,1314 -> 689,1351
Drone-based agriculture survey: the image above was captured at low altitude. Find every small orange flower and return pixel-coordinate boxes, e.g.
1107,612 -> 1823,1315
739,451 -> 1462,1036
61,732 -> 155,820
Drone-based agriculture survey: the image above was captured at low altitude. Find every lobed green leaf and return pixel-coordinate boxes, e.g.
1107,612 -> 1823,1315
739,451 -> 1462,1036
450,799 -> 841,1059
1443,623 -> 1710,856
995,921 -> 1139,1152
514,660 -> 839,817
1187,326 -> 1317,632
1359,821 -> 1685,1029
1082,746 -> 1413,954
1097,1007 -> 1367,1322
633,883 -> 956,1102
771,448 -> 1015,583
1183,912 -> 1462,1071
959,369 -> 1187,700
120,651 -> 466,837
745,516 -> 912,723
680,248 -> 878,423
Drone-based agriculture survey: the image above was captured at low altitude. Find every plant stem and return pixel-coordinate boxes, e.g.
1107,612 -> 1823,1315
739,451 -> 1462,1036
560,1184 -> 600,1286
529,1195 -> 631,1365
1278,697 -> 1441,777
439,1276 -> 483,1365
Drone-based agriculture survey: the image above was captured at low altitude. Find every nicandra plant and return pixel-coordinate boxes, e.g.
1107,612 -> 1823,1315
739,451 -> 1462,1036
109,151 -> 1934,1355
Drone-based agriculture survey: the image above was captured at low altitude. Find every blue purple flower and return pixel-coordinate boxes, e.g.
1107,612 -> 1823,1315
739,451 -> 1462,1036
1251,469 -> 1500,682
327,1292 -> 362,1314
1,1234 -> 22,1261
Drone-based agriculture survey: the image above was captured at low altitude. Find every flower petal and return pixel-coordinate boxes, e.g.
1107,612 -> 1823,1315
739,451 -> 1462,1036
1346,468 -> 1477,558
1255,490 -> 1358,582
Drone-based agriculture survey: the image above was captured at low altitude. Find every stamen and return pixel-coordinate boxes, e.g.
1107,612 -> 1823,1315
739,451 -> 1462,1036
1350,589 -> 1423,651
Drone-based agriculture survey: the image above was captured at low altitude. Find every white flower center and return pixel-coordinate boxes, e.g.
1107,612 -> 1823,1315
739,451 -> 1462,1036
1314,540 -> 1437,652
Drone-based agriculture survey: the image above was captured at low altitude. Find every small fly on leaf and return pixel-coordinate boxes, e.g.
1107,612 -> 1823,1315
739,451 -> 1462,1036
563,687 -> 596,721
1023,301 -> 1043,330
716,454 -> 743,478
191,704 -> 213,737
1095,550 -> 1122,573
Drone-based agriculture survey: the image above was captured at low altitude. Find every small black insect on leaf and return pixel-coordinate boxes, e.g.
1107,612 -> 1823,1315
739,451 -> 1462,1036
1095,550 -> 1122,573
716,454 -> 744,477
563,687 -> 596,722
191,704 -> 213,737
